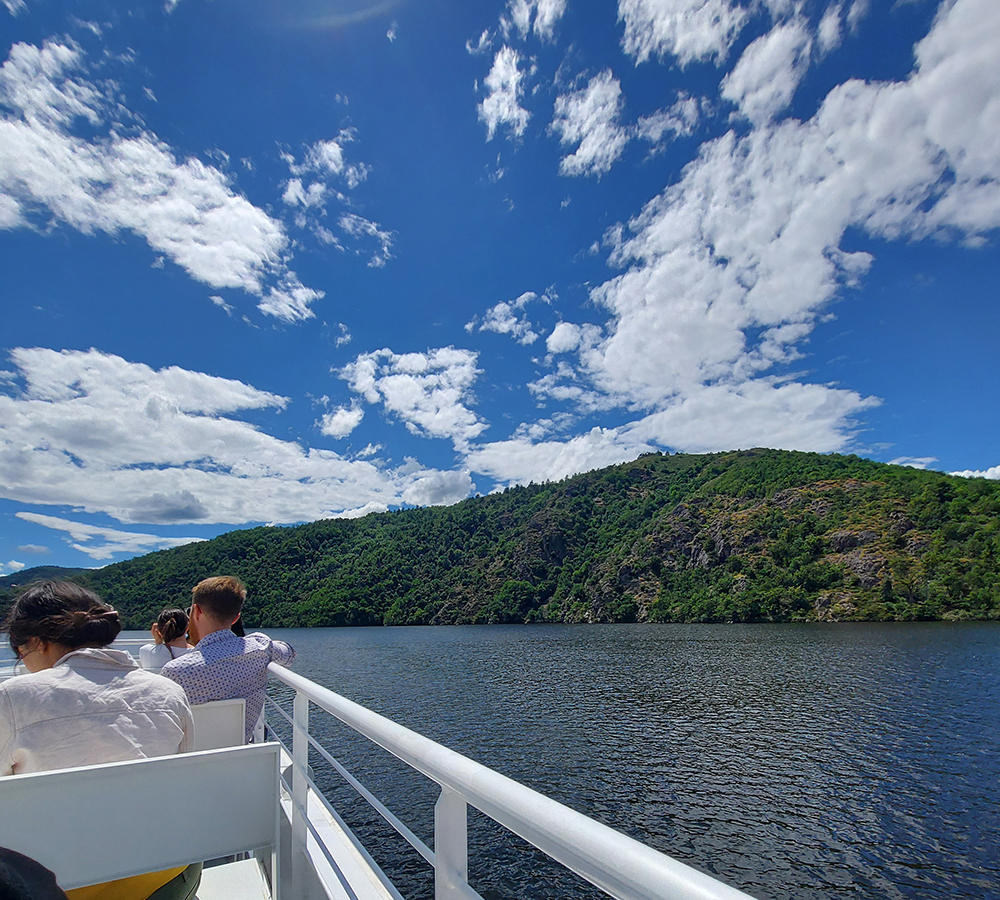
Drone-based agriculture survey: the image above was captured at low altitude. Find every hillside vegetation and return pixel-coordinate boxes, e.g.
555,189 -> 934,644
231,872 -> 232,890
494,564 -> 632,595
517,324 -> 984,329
4,450 -> 999,627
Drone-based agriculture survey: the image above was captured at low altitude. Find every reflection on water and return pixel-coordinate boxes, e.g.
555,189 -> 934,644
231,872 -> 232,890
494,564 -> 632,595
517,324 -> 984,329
164,624 -> 998,899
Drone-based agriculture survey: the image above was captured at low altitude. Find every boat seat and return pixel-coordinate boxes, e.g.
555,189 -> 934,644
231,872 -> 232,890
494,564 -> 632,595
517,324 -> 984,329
0,744 -> 281,899
192,698 -> 247,750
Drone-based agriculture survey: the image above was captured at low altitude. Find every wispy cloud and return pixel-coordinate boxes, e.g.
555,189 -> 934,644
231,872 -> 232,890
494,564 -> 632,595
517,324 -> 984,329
478,46 -> 533,141
17,512 -> 205,561
0,40 -> 324,322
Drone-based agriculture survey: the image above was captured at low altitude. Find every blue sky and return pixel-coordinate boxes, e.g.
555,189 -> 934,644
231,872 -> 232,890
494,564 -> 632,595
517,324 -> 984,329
1,0 -> 998,571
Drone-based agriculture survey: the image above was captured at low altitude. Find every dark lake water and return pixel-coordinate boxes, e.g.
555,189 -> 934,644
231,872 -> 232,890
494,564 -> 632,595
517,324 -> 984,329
159,624 -> 1000,899
260,624 -> 1000,900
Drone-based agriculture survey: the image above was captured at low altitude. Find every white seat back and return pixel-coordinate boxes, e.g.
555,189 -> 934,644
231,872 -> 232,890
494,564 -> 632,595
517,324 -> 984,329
0,744 -> 280,897
192,698 -> 247,750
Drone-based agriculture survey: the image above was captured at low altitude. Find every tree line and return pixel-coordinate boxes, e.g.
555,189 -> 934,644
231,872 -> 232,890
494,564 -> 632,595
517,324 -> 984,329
3,449 -> 998,627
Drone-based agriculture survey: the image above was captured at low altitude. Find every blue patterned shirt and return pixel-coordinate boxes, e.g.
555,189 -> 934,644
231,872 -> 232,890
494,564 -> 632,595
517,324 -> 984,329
161,630 -> 294,742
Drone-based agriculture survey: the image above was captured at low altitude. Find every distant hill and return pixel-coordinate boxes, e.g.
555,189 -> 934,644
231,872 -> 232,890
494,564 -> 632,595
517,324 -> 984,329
0,565 -> 89,590
3,450 -> 998,627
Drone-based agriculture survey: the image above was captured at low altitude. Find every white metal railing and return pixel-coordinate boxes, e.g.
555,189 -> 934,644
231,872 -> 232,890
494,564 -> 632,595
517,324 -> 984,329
266,664 -> 756,900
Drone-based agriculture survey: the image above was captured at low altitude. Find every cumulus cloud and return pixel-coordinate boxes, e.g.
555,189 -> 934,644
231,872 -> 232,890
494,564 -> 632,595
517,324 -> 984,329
485,0 -> 1000,487
466,427 -> 650,485
618,0 -> 750,67
479,46 -> 532,141
0,40 -> 323,322
556,0 -> 1000,410
4,560 -> 26,572
466,290 -> 546,344
318,402 -> 365,438
0,348 -> 473,526
951,465 -> 1000,480
721,19 -> 813,125
17,512 -> 204,560
551,70 -> 631,177
341,347 -> 487,450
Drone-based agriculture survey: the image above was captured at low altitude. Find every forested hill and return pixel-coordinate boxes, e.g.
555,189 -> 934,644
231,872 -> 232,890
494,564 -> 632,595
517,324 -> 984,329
6,450 -> 1000,627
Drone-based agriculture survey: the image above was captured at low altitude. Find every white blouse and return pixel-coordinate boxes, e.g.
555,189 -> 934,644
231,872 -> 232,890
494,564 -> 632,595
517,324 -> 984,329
139,642 -> 194,672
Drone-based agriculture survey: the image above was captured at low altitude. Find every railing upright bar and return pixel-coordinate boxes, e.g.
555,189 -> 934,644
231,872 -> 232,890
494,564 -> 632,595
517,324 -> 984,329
292,690 -> 310,900
434,787 -> 469,900
266,694 -> 435,865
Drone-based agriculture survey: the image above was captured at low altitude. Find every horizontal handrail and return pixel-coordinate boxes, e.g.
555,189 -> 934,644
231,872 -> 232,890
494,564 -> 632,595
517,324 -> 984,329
268,664 -> 755,900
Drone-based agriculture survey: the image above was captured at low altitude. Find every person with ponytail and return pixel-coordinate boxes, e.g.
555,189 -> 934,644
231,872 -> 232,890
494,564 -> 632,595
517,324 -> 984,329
0,581 -> 200,900
139,608 -> 194,672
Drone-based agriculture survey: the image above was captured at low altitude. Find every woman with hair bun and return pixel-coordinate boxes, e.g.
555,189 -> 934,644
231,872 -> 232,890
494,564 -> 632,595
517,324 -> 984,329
0,581 -> 199,899
139,608 -> 194,672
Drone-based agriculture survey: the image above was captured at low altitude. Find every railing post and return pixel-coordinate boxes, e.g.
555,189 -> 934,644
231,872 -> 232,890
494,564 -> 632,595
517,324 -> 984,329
292,690 -> 309,900
434,787 -> 468,900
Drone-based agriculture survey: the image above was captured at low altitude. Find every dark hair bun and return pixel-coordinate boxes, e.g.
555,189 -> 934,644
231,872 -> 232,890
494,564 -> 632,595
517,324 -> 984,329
3,581 -> 121,653
77,607 -> 122,646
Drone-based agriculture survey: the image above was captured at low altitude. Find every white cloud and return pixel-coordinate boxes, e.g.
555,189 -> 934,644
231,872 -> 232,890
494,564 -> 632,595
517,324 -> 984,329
338,213 -> 394,267
846,0 -> 869,32
564,0 -> 1000,409
258,274 -> 324,322
721,19 -> 813,125
341,347 -> 487,450
318,403 -> 365,438
3,0 -> 26,15
551,70 -> 631,177
618,0 -> 750,67
0,348 -> 474,526
16,544 -> 50,554
401,468 -> 476,506
504,0 -> 1000,478
817,5 -> 843,56
466,30 -> 493,55
951,465 -> 1000,480
17,512 -> 204,561
466,427 -> 650,485
210,295 -> 234,316
5,560 -> 26,571
506,0 -> 567,41
619,381 -> 878,454
545,321 -> 603,355
890,456 -> 938,469
636,92 -> 703,146
334,322 -> 352,347
0,40 -> 323,322
282,178 -> 327,208
478,46 -> 532,141
280,135 -> 377,259
466,290 -> 545,344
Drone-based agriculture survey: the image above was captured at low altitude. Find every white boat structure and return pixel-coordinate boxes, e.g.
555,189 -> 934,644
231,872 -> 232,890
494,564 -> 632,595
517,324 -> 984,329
0,642 -> 755,900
